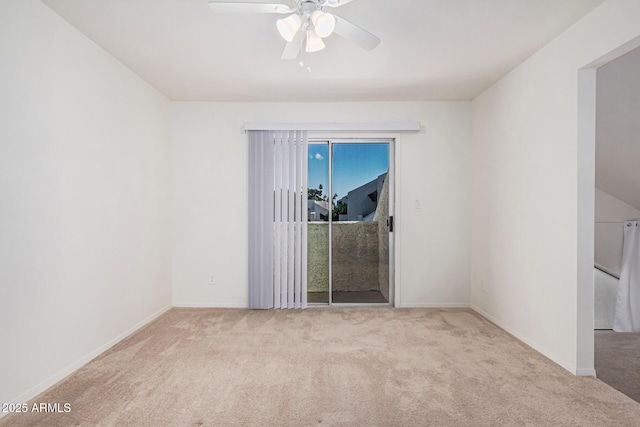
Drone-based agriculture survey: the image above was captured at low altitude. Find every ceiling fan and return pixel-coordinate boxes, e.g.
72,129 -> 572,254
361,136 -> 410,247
208,0 -> 381,59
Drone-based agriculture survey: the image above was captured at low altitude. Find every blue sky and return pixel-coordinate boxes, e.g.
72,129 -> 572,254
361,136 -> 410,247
308,143 -> 389,201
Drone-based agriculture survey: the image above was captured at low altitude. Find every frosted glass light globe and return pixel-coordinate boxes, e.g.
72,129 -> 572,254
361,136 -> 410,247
306,30 -> 326,52
312,11 -> 336,38
277,14 -> 302,42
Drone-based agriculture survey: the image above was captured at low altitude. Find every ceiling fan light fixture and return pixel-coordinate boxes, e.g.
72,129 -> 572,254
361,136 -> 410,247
277,13 -> 302,42
305,29 -> 325,52
311,11 -> 336,38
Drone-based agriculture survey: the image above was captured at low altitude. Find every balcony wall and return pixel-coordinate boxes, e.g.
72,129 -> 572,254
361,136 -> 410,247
308,222 -> 380,293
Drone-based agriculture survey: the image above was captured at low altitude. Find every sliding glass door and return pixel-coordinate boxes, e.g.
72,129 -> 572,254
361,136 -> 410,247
307,139 -> 393,305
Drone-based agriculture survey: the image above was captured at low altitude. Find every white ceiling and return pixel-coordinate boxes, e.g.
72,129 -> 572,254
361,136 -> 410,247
41,0 -> 604,102
596,46 -> 640,211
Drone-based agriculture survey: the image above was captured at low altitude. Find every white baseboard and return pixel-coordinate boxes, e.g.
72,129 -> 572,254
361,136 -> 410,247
470,304 -> 578,375
1,304 -> 172,419
399,303 -> 470,308
172,302 -> 248,308
577,368 -> 597,377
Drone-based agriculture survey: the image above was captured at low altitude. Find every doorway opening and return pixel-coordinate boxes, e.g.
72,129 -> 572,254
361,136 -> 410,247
577,35 -> 640,379
306,139 -> 394,305
590,44 -> 640,402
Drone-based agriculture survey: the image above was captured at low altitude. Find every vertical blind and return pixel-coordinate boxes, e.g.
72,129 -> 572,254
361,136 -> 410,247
248,130 -> 308,309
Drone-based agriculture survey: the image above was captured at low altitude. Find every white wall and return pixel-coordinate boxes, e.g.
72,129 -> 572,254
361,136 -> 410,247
171,102 -> 471,308
0,0 -> 172,407
596,45 -> 640,209
470,0 -> 640,375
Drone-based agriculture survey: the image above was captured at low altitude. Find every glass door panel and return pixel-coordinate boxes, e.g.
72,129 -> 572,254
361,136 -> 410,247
331,143 -> 390,304
307,142 -> 330,303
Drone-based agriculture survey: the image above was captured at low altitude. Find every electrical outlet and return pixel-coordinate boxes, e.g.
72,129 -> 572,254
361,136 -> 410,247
208,275 -> 216,286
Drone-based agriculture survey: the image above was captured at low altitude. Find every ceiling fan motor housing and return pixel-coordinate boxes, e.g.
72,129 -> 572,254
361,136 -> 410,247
298,0 -> 322,17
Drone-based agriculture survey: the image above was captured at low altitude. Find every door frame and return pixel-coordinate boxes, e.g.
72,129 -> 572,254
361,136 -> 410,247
308,136 -> 396,307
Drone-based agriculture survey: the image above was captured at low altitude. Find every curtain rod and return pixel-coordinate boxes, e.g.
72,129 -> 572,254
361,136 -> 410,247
243,122 -> 421,132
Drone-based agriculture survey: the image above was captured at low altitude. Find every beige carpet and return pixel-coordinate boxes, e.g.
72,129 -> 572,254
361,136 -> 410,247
595,330 -> 640,403
3,308 -> 640,426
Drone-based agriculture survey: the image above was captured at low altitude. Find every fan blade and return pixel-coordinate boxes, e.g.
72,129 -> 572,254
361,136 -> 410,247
281,30 -> 305,59
208,1 -> 294,14
333,15 -> 380,51
323,0 -> 357,8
